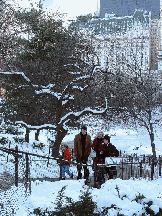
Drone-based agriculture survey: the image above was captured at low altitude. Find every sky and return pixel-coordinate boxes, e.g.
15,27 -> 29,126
14,0 -> 99,24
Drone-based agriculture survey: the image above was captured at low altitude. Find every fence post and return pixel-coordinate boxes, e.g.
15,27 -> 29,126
143,155 -> 145,163
15,145 -> 18,187
159,156 -> 161,177
59,158 -> 62,180
151,157 -> 154,180
72,149 -> 73,157
93,161 -> 97,188
7,141 -> 11,162
25,153 -> 29,189
121,158 -> 124,180
131,157 -> 133,177
140,161 -> 142,177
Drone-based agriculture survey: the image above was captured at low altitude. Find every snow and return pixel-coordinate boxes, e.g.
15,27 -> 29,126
35,89 -> 62,99
7,178 -> 162,215
59,98 -> 108,125
0,124 -> 162,215
15,121 -> 57,130
0,71 -> 31,83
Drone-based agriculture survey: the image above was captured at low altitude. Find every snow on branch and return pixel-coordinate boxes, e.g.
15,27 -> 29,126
0,71 -> 32,84
62,65 -> 100,97
72,85 -> 88,91
58,97 -> 108,126
64,64 -> 83,70
15,121 -> 56,130
41,84 -> 55,89
35,89 -> 62,99
67,71 -> 81,75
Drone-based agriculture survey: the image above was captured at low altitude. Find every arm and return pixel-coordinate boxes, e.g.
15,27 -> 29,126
87,136 -> 92,157
74,135 -> 78,157
110,144 -> 119,157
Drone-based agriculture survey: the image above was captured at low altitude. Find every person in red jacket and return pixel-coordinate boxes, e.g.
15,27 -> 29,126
62,144 -> 73,180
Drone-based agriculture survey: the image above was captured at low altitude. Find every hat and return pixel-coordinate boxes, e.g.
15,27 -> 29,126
104,135 -> 110,142
81,125 -> 87,130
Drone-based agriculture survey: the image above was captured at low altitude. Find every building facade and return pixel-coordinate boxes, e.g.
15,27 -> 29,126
71,10 -> 150,74
149,19 -> 161,70
100,0 -> 160,19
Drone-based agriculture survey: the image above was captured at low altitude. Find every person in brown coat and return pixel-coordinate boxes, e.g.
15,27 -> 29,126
74,125 -> 91,180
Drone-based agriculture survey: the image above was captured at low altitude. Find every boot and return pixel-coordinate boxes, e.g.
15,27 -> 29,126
70,173 -> 73,179
77,173 -> 82,180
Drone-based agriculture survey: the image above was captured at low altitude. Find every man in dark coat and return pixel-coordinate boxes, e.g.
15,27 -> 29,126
101,135 -> 119,179
74,125 -> 91,180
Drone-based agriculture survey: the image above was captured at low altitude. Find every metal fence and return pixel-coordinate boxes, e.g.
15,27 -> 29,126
0,146 -> 162,191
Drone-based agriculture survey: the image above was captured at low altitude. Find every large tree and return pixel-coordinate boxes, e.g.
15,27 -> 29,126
1,4 -> 111,156
0,0 -> 19,71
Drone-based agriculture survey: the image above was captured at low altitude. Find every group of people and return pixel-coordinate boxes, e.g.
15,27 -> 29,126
61,125 -> 119,187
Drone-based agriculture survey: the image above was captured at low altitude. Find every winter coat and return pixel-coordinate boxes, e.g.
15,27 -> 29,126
91,137 -> 104,163
74,133 -> 91,158
101,143 -> 119,158
62,148 -> 72,165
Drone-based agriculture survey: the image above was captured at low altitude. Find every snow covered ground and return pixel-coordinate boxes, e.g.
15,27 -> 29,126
0,124 -> 162,215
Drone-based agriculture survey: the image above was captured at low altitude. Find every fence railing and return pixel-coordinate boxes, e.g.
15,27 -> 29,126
0,145 -> 162,192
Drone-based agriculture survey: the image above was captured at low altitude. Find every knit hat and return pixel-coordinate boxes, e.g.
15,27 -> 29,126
104,135 -> 110,142
81,125 -> 87,131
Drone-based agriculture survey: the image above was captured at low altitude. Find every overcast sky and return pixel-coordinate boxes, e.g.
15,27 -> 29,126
14,0 -> 99,24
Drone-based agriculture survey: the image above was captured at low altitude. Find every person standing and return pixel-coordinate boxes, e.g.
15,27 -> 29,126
74,125 -> 91,181
91,131 -> 104,164
91,131 -> 104,187
101,135 -> 119,180
61,144 -> 73,180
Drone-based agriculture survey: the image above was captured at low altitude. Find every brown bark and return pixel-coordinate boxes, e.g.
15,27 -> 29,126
35,129 -> 40,141
25,128 -> 30,143
52,126 -> 67,157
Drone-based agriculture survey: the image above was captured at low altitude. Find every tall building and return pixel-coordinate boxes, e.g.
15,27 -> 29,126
100,0 -> 160,19
70,10 -> 150,73
149,19 -> 161,70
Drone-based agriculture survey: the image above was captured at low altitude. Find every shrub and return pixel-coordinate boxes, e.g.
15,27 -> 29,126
32,186 -> 100,216
13,136 -> 24,143
133,193 -> 146,204
33,141 -> 45,149
0,137 -> 8,145
4,125 -> 22,135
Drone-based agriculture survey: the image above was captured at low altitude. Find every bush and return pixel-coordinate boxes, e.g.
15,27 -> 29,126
13,136 -> 24,143
32,186 -> 100,216
32,186 -> 123,216
4,125 -> 22,135
33,141 -> 45,149
0,136 -> 8,145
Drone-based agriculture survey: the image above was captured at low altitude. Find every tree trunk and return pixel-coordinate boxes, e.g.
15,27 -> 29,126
25,128 -> 30,143
149,122 -> 156,180
52,126 -> 68,157
150,123 -> 156,159
35,129 -> 40,141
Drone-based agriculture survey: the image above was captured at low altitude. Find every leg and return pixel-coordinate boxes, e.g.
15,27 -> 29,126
82,157 -> 89,179
77,157 -> 82,179
109,166 -> 117,179
65,165 -> 73,177
62,166 -> 66,178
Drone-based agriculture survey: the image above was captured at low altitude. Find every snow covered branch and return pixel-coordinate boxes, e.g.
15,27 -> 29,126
0,71 -> 33,85
15,121 -> 56,130
58,97 -> 108,126
61,65 -> 100,99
